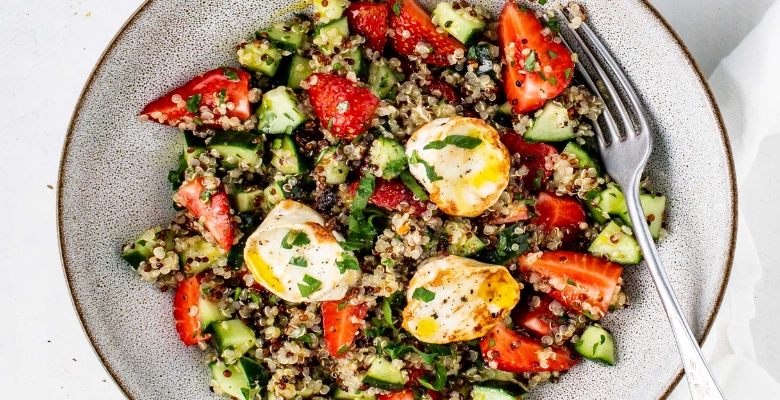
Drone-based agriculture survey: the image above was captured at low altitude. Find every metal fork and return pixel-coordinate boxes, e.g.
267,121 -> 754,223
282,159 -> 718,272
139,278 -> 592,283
554,7 -> 726,400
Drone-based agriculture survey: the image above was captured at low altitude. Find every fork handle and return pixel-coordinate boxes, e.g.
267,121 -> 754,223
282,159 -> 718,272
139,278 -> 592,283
623,183 -> 726,399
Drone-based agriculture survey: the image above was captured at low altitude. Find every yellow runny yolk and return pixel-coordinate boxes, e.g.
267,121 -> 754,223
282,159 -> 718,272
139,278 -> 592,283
245,247 -> 284,293
416,317 -> 439,339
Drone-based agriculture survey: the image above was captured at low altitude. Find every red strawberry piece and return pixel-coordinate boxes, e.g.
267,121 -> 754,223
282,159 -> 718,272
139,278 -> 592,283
501,132 -> 558,189
519,251 -> 623,317
388,0 -> 466,66
378,389 -> 414,400
480,322 -> 579,373
427,80 -> 459,103
532,191 -> 586,235
513,293 -> 565,337
498,1 -> 575,113
172,275 -> 210,346
347,178 -> 433,217
304,73 -> 380,139
140,67 -> 251,129
347,3 -> 390,53
176,177 -> 235,251
322,298 -> 368,358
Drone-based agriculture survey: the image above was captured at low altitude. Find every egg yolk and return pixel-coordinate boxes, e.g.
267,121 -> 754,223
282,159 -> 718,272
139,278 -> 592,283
416,317 -> 439,339
478,277 -> 517,309
246,247 -> 284,293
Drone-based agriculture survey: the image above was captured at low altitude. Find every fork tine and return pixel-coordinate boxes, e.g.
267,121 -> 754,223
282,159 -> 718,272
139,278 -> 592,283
579,22 -> 651,135
555,9 -> 635,140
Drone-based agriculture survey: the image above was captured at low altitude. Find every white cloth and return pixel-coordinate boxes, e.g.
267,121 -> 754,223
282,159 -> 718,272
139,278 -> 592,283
669,1 -> 780,397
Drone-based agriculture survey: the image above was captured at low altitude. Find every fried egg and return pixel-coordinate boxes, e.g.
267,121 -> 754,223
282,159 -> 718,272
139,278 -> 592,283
244,199 -> 361,302
405,117 -> 510,217
402,255 -> 521,343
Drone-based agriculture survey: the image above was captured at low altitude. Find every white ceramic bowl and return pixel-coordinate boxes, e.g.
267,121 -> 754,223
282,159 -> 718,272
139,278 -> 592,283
58,0 -> 736,398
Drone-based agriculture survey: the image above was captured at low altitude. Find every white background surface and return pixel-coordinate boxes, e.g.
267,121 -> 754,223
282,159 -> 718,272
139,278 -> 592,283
0,0 -> 777,398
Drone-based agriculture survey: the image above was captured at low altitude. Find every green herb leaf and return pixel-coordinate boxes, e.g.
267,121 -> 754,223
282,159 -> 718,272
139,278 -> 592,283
532,170 -> 543,190
289,256 -> 307,268
419,361 -> 448,391
423,135 -> 483,150
524,50 -> 537,72
399,170 -> 429,200
333,63 -> 343,71
338,301 -> 348,311
352,175 -> 376,212
547,49 -> 559,59
223,68 -> 240,81
338,344 -> 350,355
336,253 -> 360,274
546,17 -> 562,33
549,77 -> 558,86
382,297 -> 397,332
294,333 -> 313,343
476,223 -> 529,265
567,278 -> 576,286
233,287 -> 242,301
281,230 -> 310,249
518,4 -> 529,12
592,341 -> 599,355
538,70 -> 548,82
565,68 -> 572,81
539,0 -> 548,5
409,150 -> 442,182
392,0 -> 402,16
193,117 -> 203,126
186,94 -> 202,113
218,88 -> 227,105
327,118 -> 334,131
297,274 -> 322,297
199,189 -> 213,204
412,287 -> 436,303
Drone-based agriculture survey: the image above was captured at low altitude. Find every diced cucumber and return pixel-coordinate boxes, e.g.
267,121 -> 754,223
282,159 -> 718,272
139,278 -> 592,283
237,39 -> 283,77
230,189 -> 264,213
493,102 -> 514,127
257,86 -> 310,134
369,136 -> 407,179
121,227 -> 174,269
210,319 -> 257,362
368,60 -> 401,100
562,142 -> 601,176
598,184 -> 628,221
467,43 -> 497,77
362,357 -> 404,391
471,380 -> 528,400
342,46 -> 366,78
199,296 -> 229,330
315,146 -> 349,184
263,180 -> 290,208
588,221 -> 642,264
183,130 -> 207,164
524,102 -> 575,143
313,17 -> 349,55
256,21 -> 308,53
442,220 -> 486,257
640,194 -> 666,239
584,190 -> 609,225
574,325 -> 615,365
332,388 -> 377,400
210,357 -> 269,400
270,135 -> 307,174
432,2 -> 487,45
478,368 -> 518,383
313,0 -> 348,24
278,54 -> 314,90
178,236 -> 225,275
209,130 -> 263,169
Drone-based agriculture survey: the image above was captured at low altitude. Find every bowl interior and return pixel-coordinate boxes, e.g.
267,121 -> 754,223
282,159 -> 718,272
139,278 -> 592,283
58,0 -> 735,398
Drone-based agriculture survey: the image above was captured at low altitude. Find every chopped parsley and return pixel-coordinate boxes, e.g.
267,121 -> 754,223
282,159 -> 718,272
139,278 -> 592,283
193,117 -> 203,126
281,230 -> 310,249
186,94 -> 202,113
333,62 -> 343,71
547,49 -> 559,59
337,344 -> 350,355
565,68 -> 572,81
218,88 -> 227,105
423,135 -> 483,150
567,278 -> 576,286
352,175 -> 375,211
399,170 -> 429,200
408,150 -> 442,182
336,253 -> 360,274
524,50 -> 537,72
546,17 -> 562,33
392,0 -> 402,16
297,274 -> 322,298
489,339 -> 496,347
412,287 -> 436,302
289,256 -> 307,268
199,189 -> 213,204
338,301 -> 348,311
223,68 -> 240,81
419,361 -> 448,391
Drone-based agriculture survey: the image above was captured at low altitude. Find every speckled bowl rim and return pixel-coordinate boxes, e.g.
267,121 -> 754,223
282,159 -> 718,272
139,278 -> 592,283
56,0 -> 738,398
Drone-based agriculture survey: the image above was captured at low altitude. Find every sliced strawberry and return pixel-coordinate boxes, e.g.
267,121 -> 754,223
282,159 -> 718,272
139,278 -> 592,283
388,0 -> 466,66
176,178 -> 235,251
501,132 -> 558,189
513,294 -> 565,337
426,80 -> 459,103
498,2 -> 574,114
378,389 -> 414,400
322,298 -> 368,358
347,3 -> 389,53
173,275 -> 210,346
304,73 -> 380,139
532,192 -> 586,235
347,178 -> 433,217
519,251 -> 622,317
480,322 -> 578,373
140,67 -> 250,129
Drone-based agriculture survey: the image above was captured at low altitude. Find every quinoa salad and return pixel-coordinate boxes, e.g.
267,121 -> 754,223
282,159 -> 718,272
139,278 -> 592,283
124,1 -> 667,399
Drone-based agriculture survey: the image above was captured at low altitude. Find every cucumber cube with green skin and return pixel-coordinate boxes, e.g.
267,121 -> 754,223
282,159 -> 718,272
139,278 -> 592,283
362,357 -> 405,391
597,185 -> 666,239
183,130 -> 207,164
209,357 -> 269,400
257,86 -> 309,134
313,0 -> 348,24
442,220 -> 486,257
313,17 -> 349,56
278,54 -> 314,90
524,102 -> 576,143
432,2 -> 488,45
270,135 -> 307,174
574,325 -> 615,365
315,146 -> 349,184
209,130 -> 263,169
471,380 -> 528,400
493,102 -> 514,127
368,61 -> 401,100
562,141 -> 602,176
198,296 -> 228,330
256,21 -> 308,53
467,43 -> 498,78
121,227 -> 174,269
209,319 -> 256,363
229,189 -> 265,213
264,180 -> 290,208
342,46 -> 366,78
237,39 -> 283,77
178,236 -> 226,275
332,388 -> 377,400
640,194 -> 666,239
369,136 -> 407,179
584,189 -> 609,225
588,221 -> 642,264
